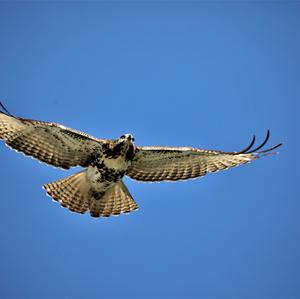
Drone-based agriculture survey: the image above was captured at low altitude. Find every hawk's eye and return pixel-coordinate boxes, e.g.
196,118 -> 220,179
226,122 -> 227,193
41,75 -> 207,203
132,137 -> 135,142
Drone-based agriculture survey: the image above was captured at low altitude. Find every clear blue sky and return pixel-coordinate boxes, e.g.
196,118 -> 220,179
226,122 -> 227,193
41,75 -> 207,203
0,2 -> 299,298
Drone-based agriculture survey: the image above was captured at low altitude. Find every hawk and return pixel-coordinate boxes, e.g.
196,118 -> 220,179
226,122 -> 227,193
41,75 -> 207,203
0,103 -> 282,218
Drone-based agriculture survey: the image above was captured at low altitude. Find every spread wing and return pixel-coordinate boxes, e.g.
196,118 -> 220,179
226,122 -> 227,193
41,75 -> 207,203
0,103 -> 108,169
127,132 -> 282,182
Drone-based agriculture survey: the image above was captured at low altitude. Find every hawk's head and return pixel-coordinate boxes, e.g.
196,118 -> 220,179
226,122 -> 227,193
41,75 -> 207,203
116,134 -> 135,161
119,134 -> 135,144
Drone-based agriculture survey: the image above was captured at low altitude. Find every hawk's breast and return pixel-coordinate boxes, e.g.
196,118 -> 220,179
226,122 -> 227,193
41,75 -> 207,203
103,155 -> 129,171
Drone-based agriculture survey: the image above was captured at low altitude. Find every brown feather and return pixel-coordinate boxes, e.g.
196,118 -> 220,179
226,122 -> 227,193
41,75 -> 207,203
44,172 -> 138,217
0,112 -> 107,169
89,181 -> 138,217
127,146 -> 258,182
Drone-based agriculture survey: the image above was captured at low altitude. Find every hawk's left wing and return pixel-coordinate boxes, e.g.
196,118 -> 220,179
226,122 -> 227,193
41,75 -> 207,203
127,132 -> 282,182
0,103 -> 108,169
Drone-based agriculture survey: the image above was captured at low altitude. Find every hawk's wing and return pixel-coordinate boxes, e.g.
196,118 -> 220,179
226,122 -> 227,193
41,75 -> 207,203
127,132 -> 282,182
0,104 -> 108,169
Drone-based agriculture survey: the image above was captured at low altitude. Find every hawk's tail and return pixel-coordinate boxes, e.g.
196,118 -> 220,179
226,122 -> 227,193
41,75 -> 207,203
43,171 -> 138,217
43,171 -> 90,214
89,180 -> 138,217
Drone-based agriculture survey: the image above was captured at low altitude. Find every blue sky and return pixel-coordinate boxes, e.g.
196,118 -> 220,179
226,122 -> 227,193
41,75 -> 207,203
0,2 -> 299,298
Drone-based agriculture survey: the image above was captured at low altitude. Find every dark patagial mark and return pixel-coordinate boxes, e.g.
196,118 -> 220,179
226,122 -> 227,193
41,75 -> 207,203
61,129 -> 91,141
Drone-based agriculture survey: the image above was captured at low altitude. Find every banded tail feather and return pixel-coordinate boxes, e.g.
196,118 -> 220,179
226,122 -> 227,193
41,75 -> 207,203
43,171 -> 90,214
89,180 -> 138,217
43,171 -> 138,217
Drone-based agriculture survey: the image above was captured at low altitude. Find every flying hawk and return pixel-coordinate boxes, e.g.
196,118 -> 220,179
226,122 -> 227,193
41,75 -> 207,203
0,103 -> 282,218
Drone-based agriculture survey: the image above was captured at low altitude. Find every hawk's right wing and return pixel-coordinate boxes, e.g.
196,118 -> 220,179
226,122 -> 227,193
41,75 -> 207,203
0,103 -> 108,169
127,132 -> 282,182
